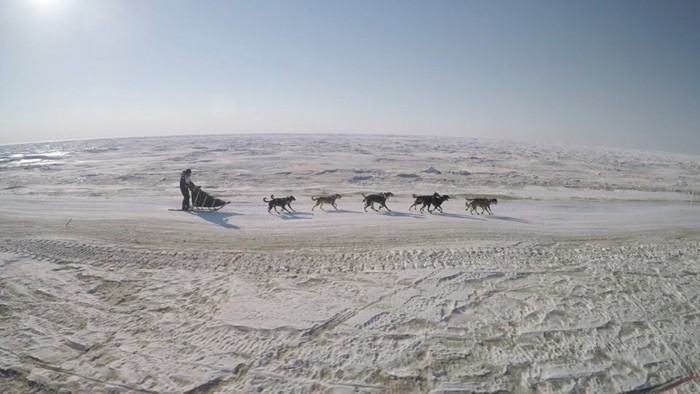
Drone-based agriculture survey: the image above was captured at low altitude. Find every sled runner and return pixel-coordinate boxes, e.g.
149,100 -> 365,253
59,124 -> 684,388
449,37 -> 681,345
173,186 -> 230,212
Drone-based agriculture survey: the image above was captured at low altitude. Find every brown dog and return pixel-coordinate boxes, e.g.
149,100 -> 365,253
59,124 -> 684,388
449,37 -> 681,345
311,194 -> 342,211
264,195 -> 296,213
362,192 -> 394,212
466,198 -> 497,215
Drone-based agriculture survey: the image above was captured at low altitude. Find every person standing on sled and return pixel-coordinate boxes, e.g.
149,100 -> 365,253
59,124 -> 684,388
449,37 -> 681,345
179,168 -> 196,210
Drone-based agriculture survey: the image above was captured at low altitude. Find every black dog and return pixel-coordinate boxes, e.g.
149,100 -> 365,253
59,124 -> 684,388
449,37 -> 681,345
410,192 -> 440,213
427,194 -> 451,213
264,195 -> 296,213
362,192 -> 394,212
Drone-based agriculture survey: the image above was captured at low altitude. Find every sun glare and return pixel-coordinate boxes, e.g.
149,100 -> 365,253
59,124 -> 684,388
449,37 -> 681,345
29,0 -> 64,11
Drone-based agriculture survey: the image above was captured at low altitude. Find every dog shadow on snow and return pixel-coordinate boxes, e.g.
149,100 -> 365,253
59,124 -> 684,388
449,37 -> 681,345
379,211 -> 426,219
381,212 -> 484,220
439,212 -> 485,221
190,211 -> 241,229
437,213 -> 530,223
488,215 -> 531,224
321,209 -> 363,214
275,212 -> 314,220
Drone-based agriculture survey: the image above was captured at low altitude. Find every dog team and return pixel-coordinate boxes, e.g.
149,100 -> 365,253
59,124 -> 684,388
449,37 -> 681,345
263,192 -> 498,215
182,169 -> 497,215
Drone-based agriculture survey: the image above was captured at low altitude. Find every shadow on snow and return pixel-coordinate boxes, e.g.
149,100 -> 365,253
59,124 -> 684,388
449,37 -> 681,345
190,211 -> 241,229
314,209 -> 363,214
274,211 -> 313,220
488,215 -> 531,224
438,212 -> 486,220
378,211 -> 425,219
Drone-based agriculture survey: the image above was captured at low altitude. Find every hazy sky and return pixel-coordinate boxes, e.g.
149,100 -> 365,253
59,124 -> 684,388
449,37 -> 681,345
1,0 -> 699,154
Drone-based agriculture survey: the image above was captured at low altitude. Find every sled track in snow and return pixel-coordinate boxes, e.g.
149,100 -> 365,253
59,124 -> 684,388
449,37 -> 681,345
2,238 -> 700,392
2,238 -> 699,274
2,238 -> 699,275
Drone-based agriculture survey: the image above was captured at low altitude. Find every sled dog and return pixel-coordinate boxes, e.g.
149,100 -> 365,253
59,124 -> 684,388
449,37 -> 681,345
264,195 -> 296,213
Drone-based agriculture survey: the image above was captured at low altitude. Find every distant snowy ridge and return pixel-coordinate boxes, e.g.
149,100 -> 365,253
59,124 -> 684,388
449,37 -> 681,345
0,134 -> 697,202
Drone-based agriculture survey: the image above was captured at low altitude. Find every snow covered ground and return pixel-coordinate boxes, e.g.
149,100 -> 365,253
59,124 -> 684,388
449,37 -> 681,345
0,134 -> 699,393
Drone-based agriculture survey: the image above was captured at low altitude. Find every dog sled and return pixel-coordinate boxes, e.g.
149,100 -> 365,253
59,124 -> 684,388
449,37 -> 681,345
171,186 -> 230,212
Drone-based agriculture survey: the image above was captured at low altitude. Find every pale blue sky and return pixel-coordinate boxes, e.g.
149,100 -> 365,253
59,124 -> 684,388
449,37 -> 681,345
1,0 -> 698,154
